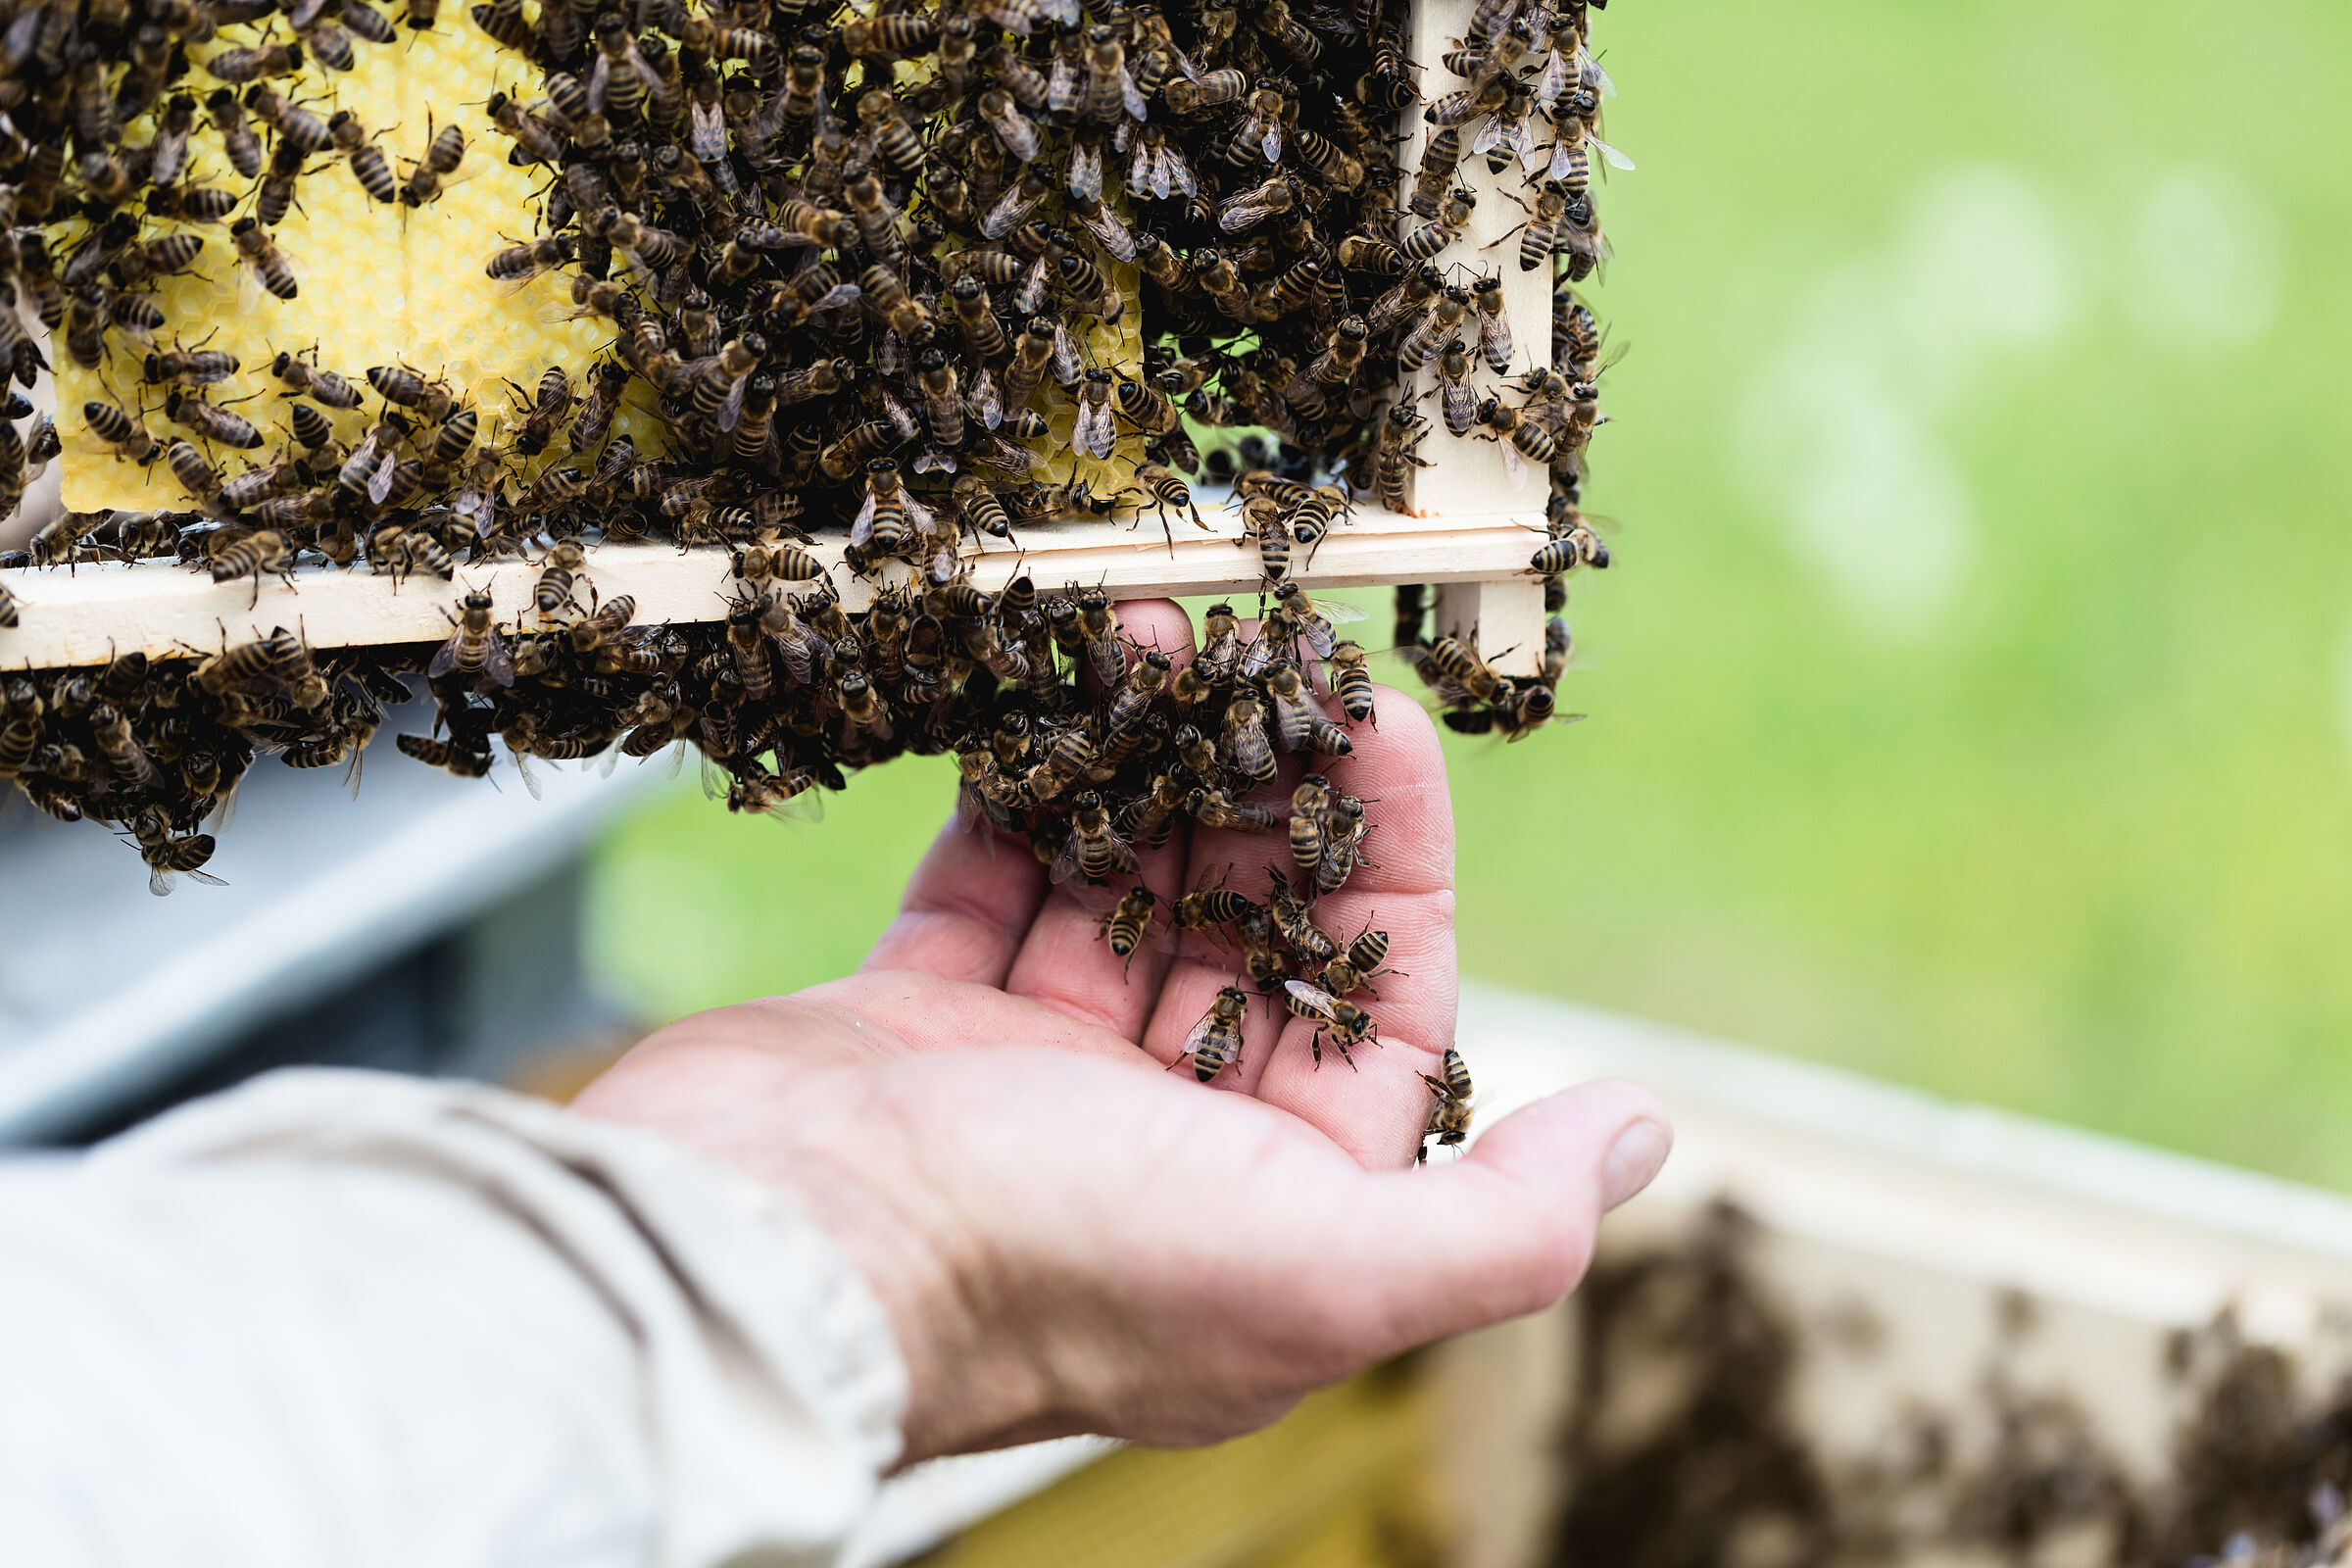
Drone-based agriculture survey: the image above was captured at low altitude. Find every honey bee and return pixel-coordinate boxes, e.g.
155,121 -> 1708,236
1282,981 -> 1379,1068
1474,396 -> 1556,488
165,437 -> 224,509
1407,633 -> 1504,705
487,90 -> 567,164
1469,275 -> 1515,375
1262,660 -> 1350,758
270,351 -> 358,407
368,365 -> 460,422
1173,985 -> 1250,1081
1400,187 -> 1477,262
1417,1048 -> 1474,1162
1325,641 -> 1378,724
428,589 -> 515,686
394,121 -> 467,205
327,110 -> 398,202
208,40 -> 305,83
1218,694 -> 1278,784
1320,921 -> 1401,1000
143,181 -> 240,224
135,823 -> 229,896
207,87 -> 266,177
209,528 -> 294,606
534,537 -> 587,617
1058,799 -> 1148,883
230,218 -> 299,306
1374,405 -> 1432,512
1096,886 -> 1160,976
166,391 -> 266,450
83,400 -> 159,463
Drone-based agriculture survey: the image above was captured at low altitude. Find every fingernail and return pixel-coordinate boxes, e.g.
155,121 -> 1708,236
1600,1118 -> 1671,1210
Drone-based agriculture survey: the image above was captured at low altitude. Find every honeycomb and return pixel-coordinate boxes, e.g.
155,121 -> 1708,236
53,18 -> 1138,514
56,24 -> 630,510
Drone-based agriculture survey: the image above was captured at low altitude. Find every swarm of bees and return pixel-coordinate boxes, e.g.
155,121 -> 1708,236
0,0 -> 1627,1159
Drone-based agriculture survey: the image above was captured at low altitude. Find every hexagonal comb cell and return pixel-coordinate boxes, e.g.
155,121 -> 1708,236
54,24 -> 660,513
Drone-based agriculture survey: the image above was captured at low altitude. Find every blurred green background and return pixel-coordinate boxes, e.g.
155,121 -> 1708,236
591,0 -> 2352,1188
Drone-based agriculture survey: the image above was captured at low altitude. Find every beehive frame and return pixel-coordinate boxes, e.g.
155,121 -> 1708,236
0,0 -> 1572,680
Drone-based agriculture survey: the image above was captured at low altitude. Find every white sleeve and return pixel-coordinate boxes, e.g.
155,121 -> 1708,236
0,1067 -> 907,1568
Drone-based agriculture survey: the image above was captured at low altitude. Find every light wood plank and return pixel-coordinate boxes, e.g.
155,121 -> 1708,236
1396,0 -> 1558,518
0,501 -> 1551,666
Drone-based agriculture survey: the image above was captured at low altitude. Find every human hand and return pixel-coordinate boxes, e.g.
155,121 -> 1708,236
575,600 -> 1671,1464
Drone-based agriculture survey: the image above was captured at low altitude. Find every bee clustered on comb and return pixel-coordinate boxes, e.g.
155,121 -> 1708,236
0,0 -> 1624,1156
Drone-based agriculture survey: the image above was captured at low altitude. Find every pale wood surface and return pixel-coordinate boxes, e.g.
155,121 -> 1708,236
1397,0 -> 1559,519
0,501 -> 1551,667
1434,578 -> 1547,676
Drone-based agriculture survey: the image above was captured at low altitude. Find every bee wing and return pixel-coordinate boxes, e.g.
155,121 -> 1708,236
1120,67 -> 1149,122
1047,53 -> 1078,111
482,628 -> 515,687
1591,133 -> 1635,172
1537,48 -> 1568,109
1319,597 -> 1369,623
1049,321 -> 1080,386
1443,381 -> 1475,434
511,750 -> 543,800
1127,136 -> 1154,195
1016,252 -> 1051,314
366,451 -> 400,506
809,281 -> 862,314
904,489 -> 939,532
236,260 -> 263,315
850,487 -> 880,547
969,366 -> 1004,429
979,184 -> 1025,240
586,54 -> 612,113
1171,43 -> 1204,82
770,787 -> 824,824
1470,117 -> 1505,157
1583,55 -> 1617,98
1548,137 -> 1578,183
1049,827 -> 1085,884
1075,200 -> 1136,262
690,98 -> 728,161
699,754 -> 729,801
1077,401 -> 1114,459
1481,314 -> 1513,372
1560,216 -> 1608,261
1261,122 -> 1281,163
1284,979 -> 1339,1020
715,371 -> 749,433
1107,829 -> 1141,874
148,865 -> 175,897
1166,147 -> 1198,196
1498,437 -> 1528,489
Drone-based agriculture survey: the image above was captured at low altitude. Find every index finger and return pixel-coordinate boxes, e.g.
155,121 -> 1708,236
1144,685 -> 1458,1166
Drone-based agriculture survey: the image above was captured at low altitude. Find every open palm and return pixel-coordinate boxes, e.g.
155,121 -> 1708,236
578,600 -> 1669,1462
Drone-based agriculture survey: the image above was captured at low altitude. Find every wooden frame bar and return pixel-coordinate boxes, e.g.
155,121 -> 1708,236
0,500 -> 1551,673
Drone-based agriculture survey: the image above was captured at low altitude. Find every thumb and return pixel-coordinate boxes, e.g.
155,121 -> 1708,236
1354,1079 -> 1673,1347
